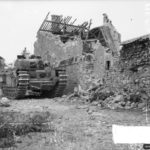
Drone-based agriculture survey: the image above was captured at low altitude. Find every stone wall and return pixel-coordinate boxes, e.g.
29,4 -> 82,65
34,32 -> 83,67
103,34 -> 150,101
78,40 -> 106,90
103,13 -> 121,54
120,36 -> 150,71
63,61 -> 80,94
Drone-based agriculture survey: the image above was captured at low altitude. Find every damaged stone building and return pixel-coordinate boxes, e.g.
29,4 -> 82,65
34,13 -> 121,93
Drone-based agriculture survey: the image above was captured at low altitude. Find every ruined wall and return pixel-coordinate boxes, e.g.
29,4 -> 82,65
63,60 -> 80,94
34,30 -> 106,93
120,36 -> 150,95
103,35 -> 150,101
103,13 -> 121,55
120,37 -> 150,71
34,32 -> 83,66
79,41 -> 105,90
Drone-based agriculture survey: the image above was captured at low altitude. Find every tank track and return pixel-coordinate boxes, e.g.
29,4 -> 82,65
3,69 -> 67,99
52,68 -> 68,97
2,71 -> 29,99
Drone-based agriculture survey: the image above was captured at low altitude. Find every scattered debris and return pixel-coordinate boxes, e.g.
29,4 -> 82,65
0,97 -> 10,107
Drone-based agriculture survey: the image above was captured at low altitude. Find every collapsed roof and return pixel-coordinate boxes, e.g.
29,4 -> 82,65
38,12 -> 91,40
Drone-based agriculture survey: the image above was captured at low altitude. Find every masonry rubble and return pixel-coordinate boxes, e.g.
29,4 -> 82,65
88,34 -> 150,110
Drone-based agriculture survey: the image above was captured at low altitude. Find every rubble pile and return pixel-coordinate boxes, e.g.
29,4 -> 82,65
87,36 -> 150,110
66,59 -> 149,110
89,85 -> 145,110
65,59 -> 148,110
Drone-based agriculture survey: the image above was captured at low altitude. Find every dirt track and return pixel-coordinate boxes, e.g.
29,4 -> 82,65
1,98 -> 149,150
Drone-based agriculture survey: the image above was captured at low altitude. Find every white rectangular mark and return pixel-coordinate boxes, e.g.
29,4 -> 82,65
112,125 -> 150,144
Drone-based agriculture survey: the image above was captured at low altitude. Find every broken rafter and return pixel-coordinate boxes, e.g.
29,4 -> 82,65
42,21 -> 49,30
70,19 -> 77,25
61,16 -> 72,34
85,19 -> 92,40
38,12 -> 50,33
64,16 -> 72,24
66,19 -> 78,32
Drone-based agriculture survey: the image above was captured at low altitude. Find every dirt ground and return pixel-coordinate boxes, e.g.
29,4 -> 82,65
0,97 -> 150,150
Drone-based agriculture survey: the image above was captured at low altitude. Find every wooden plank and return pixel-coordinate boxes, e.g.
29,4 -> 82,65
42,21 -> 50,30
38,12 -> 50,33
70,19 -> 77,25
65,16 -> 72,24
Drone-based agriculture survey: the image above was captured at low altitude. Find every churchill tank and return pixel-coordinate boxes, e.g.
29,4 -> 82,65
0,54 -> 67,99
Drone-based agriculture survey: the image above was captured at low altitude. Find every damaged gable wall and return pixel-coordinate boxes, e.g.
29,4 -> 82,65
34,32 -> 83,66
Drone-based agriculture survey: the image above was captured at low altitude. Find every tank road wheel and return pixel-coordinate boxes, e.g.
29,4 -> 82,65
53,69 -> 68,97
2,71 -> 29,99
16,71 -> 29,99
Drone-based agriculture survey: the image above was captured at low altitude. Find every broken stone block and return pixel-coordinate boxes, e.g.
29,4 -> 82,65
112,95 -> 124,103
108,103 -> 120,110
91,101 -> 99,106
97,103 -> 102,107
0,97 -> 10,107
117,104 -> 124,109
138,102 -> 145,109
62,95 -> 67,98
124,106 -> 131,110
125,101 -> 131,106
105,96 -> 113,103
119,101 -> 126,107
130,102 -> 137,108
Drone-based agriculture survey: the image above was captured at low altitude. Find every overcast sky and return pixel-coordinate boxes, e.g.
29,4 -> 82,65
0,0 -> 149,63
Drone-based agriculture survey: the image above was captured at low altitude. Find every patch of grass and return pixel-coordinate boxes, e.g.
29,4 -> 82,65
0,111 -> 56,148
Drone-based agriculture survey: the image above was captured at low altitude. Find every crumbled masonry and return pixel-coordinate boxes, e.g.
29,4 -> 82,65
88,34 -> 150,110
